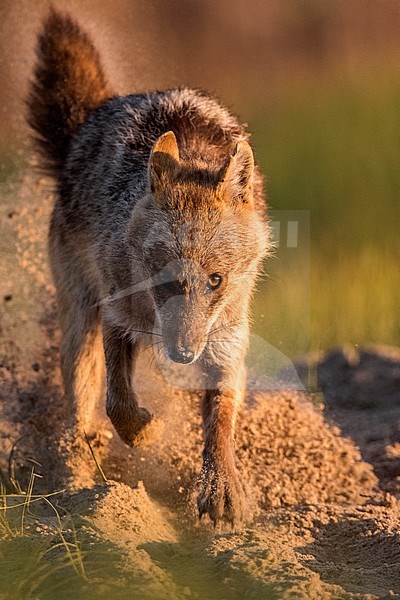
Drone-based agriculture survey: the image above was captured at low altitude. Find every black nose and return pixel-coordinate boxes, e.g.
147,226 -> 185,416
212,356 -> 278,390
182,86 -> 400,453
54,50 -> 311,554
167,346 -> 195,364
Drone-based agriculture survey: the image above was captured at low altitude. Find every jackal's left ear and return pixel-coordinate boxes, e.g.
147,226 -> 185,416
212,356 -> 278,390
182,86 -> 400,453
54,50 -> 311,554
218,141 -> 254,206
149,131 -> 180,193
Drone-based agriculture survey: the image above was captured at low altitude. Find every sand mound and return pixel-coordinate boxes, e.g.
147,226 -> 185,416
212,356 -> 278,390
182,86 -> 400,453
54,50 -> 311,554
237,391 -> 377,508
297,346 -> 400,496
63,482 -> 184,600
67,481 -> 177,547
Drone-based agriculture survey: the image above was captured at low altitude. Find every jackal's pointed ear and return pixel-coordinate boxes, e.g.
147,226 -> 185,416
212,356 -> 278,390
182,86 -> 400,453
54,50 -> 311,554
149,131 -> 180,193
218,141 -> 254,205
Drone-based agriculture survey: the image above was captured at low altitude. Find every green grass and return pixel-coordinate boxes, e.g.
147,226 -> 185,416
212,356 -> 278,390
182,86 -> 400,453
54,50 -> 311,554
250,72 -> 400,357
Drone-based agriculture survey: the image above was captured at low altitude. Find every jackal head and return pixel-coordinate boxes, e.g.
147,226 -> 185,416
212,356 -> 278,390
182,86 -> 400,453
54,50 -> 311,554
129,131 -> 270,365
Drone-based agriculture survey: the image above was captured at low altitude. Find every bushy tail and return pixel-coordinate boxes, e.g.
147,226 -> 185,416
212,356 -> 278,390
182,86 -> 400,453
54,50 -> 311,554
27,9 -> 113,176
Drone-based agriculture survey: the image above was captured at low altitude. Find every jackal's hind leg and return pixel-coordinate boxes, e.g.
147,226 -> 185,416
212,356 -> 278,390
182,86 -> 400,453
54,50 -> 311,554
54,269 -> 108,487
58,285 -> 105,438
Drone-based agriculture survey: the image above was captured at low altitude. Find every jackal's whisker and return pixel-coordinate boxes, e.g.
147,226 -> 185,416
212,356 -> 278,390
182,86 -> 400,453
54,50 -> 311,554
208,319 -> 247,336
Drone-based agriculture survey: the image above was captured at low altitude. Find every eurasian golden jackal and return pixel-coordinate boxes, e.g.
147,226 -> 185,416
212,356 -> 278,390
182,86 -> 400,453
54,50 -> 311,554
27,9 -> 271,526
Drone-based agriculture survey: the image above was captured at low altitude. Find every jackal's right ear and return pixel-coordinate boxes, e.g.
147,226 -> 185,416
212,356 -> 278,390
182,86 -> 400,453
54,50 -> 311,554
149,131 -> 180,193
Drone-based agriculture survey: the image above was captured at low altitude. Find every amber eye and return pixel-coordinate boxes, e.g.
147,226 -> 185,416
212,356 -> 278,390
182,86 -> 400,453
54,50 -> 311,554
207,273 -> 222,290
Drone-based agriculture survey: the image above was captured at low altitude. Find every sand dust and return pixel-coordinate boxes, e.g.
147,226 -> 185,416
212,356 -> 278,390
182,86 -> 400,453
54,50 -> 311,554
1,172 -> 400,598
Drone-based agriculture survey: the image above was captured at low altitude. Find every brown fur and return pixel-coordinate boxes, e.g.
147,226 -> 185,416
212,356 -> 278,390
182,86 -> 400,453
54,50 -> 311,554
27,11 -> 271,525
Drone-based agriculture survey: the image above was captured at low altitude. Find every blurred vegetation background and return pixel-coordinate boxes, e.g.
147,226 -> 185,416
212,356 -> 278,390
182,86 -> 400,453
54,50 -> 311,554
0,0 -> 399,359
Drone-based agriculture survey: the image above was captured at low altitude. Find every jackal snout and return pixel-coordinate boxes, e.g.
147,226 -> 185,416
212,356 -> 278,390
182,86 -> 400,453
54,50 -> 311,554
155,277 -> 213,365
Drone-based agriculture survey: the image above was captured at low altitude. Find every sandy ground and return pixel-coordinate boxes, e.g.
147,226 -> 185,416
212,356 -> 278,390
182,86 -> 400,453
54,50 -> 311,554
1,171 -> 400,599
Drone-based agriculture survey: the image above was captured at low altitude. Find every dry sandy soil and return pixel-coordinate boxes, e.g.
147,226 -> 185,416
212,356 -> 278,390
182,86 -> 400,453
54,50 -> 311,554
1,171 -> 400,599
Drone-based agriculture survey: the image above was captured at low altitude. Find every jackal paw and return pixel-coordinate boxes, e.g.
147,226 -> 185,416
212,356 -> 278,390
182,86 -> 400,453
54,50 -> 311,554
197,457 -> 247,528
110,406 -> 163,448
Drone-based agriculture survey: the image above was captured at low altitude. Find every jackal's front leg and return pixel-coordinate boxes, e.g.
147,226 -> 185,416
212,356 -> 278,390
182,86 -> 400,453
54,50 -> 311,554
103,323 -> 156,447
197,363 -> 247,527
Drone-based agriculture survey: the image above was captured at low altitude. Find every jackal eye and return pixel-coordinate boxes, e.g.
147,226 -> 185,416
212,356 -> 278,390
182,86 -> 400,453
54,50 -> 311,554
207,273 -> 222,290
